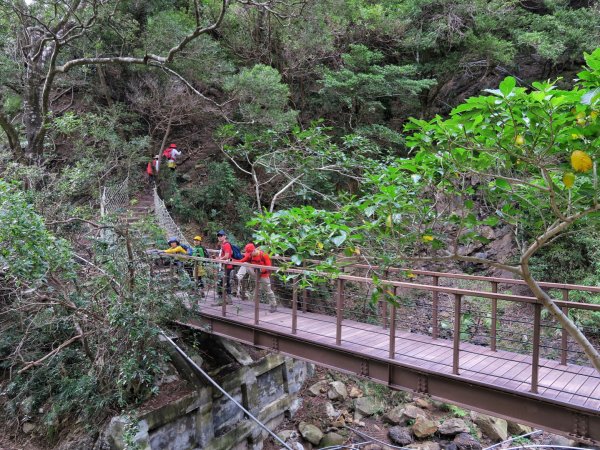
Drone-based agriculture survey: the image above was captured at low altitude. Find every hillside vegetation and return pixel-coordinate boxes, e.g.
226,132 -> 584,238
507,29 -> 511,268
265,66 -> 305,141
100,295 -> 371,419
1,0 -> 600,446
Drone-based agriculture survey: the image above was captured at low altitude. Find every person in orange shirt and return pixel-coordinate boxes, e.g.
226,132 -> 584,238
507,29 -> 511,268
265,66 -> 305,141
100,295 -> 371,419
244,246 -> 278,312
235,242 -> 255,300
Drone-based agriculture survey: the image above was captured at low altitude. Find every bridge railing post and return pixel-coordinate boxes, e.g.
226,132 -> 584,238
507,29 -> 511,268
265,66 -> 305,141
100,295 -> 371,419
432,276 -> 439,339
561,289 -> 568,365
491,281 -> 498,351
254,269 -> 260,325
336,278 -> 344,346
453,293 -> 462,375
531,302 -> 541,393
221,265 -> 227,316
389,286 -> 398,359
381,270 -> 389,329
292,279 -> 298,335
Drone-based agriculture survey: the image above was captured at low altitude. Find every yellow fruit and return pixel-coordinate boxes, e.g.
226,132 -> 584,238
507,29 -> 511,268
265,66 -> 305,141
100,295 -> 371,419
570,150 -> 593,173
386,215 -> 393,228
576,111 -> 586,120
591,111 -> 599,120
577,118 -> 587,126
514,134 -> 525,146
562,172 -> 575,189
422,235 -> 434,242
406,272 -> 417,279
316,241 -> 324,250
571,133 -> 581,140
353,247 -> 361,256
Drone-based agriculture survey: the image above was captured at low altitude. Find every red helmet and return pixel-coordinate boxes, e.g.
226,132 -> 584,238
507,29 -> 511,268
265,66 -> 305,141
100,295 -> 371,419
169,143 -> 176,148
244,243 -> 256,253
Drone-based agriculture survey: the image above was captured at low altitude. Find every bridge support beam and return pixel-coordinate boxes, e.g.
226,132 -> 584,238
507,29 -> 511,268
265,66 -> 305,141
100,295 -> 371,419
179,317 -> 600,444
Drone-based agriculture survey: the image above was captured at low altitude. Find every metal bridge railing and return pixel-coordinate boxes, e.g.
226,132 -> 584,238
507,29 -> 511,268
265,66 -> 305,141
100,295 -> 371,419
152,187 -> 191,247
100,177 -> 129,219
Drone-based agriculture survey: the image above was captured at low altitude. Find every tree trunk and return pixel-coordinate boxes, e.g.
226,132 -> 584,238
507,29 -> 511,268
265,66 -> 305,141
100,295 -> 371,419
522,263 -> 600,373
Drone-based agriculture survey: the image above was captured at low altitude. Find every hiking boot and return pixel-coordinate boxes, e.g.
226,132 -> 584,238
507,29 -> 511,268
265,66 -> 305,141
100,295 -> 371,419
269,305 -> 277,313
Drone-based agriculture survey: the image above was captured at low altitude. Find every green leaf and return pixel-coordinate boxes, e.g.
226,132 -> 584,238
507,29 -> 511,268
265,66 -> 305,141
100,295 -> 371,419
499,77 -> 516,97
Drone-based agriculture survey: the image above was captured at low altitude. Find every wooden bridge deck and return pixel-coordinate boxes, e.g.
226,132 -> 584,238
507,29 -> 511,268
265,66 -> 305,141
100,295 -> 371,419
183,293 -> 600,427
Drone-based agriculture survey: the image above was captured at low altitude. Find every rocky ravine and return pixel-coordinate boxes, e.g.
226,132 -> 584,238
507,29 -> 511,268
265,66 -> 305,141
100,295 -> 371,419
265,368 -> 587,450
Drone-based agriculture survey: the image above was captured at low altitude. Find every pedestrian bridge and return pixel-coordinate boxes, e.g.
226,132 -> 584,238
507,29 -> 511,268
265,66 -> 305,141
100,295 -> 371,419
174,259 -> 600,444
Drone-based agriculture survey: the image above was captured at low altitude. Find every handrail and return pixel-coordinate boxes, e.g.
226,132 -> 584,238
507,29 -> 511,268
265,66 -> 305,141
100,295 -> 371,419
154,252 -> 600,312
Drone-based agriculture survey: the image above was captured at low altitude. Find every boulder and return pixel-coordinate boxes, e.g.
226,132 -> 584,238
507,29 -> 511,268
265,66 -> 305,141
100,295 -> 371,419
453,432 -> 482,450
299,421 -> 323,445
439,418 -> 470,436
412,417 -> 438,438
354,397 -> 383,417
328,381 -> 348,401
383,406 -> 405,425
389,426 -> 414,446
319,432 -> 346,447
277,430 -> 298,442
308,380 -> 329,397
404,404 -> 429,420
470,412 -> 507,441
414,397 -> 434,410
325,402 -> 339,419
506,421 -> 533,435
22,422 -> 35,434
408,442 -> 441,450
349,386 -> 363,398
545,434 -> 578,447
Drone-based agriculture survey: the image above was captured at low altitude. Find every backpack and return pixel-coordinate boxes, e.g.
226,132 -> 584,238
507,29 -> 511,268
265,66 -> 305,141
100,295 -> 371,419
230,243 -> 243,260
180,244 -> 194,256
163,148 -> 173,159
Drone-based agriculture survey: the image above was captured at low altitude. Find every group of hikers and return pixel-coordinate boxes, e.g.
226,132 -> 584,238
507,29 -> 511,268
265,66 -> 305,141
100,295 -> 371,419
160,229 -> 278,313
146,143 -> 183,183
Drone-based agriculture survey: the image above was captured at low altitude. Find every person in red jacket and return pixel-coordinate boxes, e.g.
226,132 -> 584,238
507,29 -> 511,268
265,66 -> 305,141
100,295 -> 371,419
246,246 -> 278,312
214,229 -> 233,303
146,155 -> 159,184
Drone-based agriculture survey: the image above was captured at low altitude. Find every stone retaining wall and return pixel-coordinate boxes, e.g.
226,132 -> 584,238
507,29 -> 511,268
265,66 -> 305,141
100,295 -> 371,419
104,353 -> 312,450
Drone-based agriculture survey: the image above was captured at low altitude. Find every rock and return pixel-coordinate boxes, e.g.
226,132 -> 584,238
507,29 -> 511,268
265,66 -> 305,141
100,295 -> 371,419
414,397 -> 434,410
470,412 -> 507,441
308,380 -> 329,396
404,404 -> 429,420
354,397 -> 383,417
545,434 -> 578,447
328,381 -> 348,401
506,421 -> 533,435
408,442 -> 441,450
439,418 -> 470,436
22,422 -> 35,434
389,426 -> 414,446
383,406 -> 405,425
349,386 -> 363,398
299,422 -> 324,445
320,432 -> 346,447
412,416 -> 438,439
453,432 -> 482,450
325,402 -> 339,419
443,443 -> 458,450
277,430 -> 298,442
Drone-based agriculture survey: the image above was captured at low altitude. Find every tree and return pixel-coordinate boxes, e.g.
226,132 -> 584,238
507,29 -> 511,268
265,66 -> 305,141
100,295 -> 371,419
251,49 -> 600,372
319,44 -> 436,130
0,0 -> 293,159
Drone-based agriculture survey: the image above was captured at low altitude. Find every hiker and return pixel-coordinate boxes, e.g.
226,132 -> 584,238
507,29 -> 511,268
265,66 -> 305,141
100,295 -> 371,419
192,235 -> 208,294
214,229 -> 233,302
246,246 -> 278,313
158,237 -> 188,268
234,243 -> 256,300
146,155 -> 159,184
163,143 -> 181,170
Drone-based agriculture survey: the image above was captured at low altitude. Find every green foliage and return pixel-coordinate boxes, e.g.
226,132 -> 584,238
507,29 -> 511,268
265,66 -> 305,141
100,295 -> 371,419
224,64 -> 298,132
0,181 -> 73,284
319,44 -> 436,128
